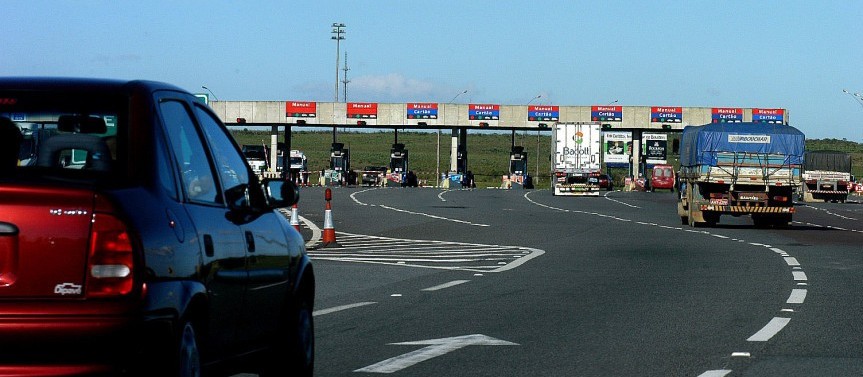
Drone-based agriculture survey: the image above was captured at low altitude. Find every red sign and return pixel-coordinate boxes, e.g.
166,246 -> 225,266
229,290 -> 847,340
347,102 -> 378,118
468,104 -> 500,120
752,108 -> 785,124
407,103 -> 438,119
285,101 -> 316,117
752,108 -> 784,116
711,107 -> 743,123
591,105 -> 623,121
650,106 -> 682,123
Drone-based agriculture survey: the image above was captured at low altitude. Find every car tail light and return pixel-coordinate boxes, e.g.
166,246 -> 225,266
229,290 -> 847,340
773,196 -> 788,202
86,213 -> 135,298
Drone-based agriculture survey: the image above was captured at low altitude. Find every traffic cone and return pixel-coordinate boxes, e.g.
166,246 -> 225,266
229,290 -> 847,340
322,188 -> 337,246
290,203 -> 300,232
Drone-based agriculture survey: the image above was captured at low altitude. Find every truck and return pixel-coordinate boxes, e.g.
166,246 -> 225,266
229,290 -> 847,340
551,122 -> 602,196
242,144 -> 268,174
289,149 -> 309,185
801,150 -> 852,203
677,122 -> 805,227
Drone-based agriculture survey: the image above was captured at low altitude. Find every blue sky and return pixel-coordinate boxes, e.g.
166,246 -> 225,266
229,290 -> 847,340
2,0 -> 862,140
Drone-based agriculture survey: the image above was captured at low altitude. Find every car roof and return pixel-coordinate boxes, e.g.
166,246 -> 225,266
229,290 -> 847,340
0,77 -> 187,94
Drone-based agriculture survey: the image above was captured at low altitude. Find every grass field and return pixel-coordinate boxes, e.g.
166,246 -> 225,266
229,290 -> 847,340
230,129 -> 863,188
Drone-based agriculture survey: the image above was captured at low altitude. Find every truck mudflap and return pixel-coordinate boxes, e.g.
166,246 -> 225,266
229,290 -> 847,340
700,205 -> 795,214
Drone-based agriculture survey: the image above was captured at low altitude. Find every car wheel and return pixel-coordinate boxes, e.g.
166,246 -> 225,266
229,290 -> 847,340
177,321 -> 202,377
260,296 -> 314,377
292,299 -> 315,376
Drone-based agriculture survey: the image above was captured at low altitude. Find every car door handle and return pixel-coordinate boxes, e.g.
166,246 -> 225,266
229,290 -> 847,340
245,231 -> 255,253
203,234 -> 214,257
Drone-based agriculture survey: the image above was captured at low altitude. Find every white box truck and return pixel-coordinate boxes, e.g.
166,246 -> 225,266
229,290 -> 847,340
551,122 -> 602,196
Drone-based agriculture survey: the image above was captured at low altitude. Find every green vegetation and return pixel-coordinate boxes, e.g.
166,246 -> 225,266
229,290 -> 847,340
230,130 -> 863,187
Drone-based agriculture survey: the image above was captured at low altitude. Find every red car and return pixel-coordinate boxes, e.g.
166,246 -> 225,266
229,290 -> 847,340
0,78 -> 314,376
651,164 -> 675,191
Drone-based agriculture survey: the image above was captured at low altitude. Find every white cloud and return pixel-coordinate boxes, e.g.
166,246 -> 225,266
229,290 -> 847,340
349,73 -> 442,102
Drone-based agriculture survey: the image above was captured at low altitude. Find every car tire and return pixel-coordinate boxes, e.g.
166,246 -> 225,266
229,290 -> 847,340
259,295 -> 314,377
176,321 -> 202,377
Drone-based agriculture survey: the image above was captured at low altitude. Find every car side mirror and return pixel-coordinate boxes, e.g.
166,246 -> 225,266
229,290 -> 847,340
262,179 -> 299,208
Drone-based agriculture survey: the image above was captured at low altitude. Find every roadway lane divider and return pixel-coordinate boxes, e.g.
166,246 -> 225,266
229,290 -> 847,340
422,280 -> 470,292
523,191 -> 812,375
313,301 -> 377,317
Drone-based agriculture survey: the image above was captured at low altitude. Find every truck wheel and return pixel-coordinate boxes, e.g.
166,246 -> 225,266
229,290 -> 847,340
752,215 -> 769,228
704,213 -> 719,226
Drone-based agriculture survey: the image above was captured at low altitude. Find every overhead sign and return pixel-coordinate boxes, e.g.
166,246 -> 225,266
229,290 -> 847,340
528,105 -> 559,121
711,107 -> 743,123
407,103 -> 438,119
193,94 -> 208,105
347,102 -> 378,119
285,101 -> 317,118
591,105 -> 622,122
603,131 -> 631,165
468,104 -> 500,120
752,108 -> 785,124
650,107 -> 682,123
643,133 -> 668,165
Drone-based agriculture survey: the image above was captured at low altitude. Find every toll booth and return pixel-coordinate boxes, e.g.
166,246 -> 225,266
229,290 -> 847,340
456,144 -> 468,174
509,146 -> 528,176
326,142 -> 350,185
502,146 -> 531,189
387,143 -> 409,187
389,143 -> 409,173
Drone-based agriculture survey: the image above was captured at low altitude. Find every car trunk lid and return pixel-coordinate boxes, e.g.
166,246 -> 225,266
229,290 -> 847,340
0,185 -> 95,299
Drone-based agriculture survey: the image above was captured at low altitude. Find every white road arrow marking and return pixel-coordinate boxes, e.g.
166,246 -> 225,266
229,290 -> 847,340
354,334 -> 518,374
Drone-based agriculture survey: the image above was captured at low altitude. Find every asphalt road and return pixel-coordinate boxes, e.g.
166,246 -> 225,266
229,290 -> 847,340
290,187 -> 863,376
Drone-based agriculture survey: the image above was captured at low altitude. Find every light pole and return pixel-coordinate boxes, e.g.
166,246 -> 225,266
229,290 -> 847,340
527,95 -> 542,180
438,90 -> 468,187
843,89 -> 863,142
201,86 -> 219,101
331,23 -> 346,102
843,89 -> 863,109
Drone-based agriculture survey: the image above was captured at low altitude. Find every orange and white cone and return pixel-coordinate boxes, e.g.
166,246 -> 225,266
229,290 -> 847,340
290,203 -> 300,232
322,188 -> 336,246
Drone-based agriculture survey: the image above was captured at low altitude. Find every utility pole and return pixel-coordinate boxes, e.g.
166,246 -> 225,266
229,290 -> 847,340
331,23 -> 346,102
341,52 -> 351,103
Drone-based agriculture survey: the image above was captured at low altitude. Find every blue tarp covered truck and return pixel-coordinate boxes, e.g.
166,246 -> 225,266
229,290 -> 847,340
676,122 -> 805,227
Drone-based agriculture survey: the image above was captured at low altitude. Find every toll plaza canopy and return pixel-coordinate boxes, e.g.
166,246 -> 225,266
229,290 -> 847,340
680,122 -> 805,167
208,101 -> 789,131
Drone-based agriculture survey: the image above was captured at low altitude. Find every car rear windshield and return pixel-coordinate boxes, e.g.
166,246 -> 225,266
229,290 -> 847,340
654,168 -> 672,177
1,90 -> 127,184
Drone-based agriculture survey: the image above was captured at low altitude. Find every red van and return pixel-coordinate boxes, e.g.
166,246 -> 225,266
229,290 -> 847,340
651,164 -> 675,191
